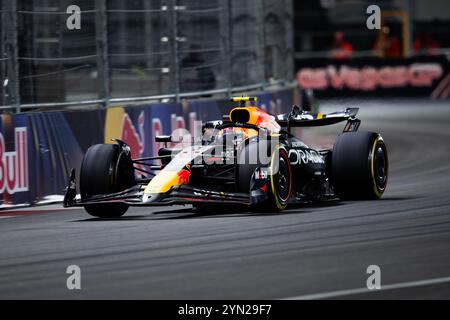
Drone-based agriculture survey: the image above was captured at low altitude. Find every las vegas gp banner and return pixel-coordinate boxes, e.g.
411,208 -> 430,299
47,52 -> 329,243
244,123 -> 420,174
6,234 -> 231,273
295,54 -> 450,98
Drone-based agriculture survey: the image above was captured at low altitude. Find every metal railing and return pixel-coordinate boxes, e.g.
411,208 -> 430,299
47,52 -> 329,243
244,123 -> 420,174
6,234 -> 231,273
0,79 -> 290,111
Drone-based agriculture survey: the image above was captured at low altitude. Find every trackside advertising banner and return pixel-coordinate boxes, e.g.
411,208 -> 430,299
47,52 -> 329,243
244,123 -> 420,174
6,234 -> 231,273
0,87 -> 298,207
295,54 -> 450,98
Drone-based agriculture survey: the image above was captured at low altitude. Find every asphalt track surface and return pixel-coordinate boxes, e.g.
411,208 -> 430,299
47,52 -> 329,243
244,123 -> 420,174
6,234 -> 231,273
1,99 -> 450,299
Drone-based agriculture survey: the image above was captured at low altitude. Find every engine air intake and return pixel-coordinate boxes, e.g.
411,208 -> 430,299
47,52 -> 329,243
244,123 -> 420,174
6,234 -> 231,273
230,108 -> 251,123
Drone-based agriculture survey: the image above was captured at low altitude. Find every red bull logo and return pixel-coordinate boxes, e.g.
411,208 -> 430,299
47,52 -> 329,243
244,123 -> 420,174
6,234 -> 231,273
121,112 -> 145,160
177,164 -> 191,185
0,127 -> 28,194
105,108 -> 195,161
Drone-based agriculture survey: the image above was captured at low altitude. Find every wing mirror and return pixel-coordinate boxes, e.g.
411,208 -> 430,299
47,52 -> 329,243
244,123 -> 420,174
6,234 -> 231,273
155,135 -> 172,143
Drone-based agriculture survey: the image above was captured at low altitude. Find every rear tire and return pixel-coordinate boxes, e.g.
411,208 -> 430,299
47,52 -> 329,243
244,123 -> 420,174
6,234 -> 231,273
331,132 -> 388,200
80,144 -> 135,218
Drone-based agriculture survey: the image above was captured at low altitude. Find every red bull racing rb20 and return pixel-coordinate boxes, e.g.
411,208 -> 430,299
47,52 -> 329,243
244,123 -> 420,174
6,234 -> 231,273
63,97 -> 389,218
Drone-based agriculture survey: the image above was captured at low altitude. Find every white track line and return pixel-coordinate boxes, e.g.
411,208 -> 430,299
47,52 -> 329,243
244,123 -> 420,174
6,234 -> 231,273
0,216 -> 16,219
282,276 -> 450,300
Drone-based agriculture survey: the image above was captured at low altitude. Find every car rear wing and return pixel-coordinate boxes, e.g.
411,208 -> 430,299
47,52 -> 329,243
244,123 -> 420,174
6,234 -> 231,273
276,105 -> 360,133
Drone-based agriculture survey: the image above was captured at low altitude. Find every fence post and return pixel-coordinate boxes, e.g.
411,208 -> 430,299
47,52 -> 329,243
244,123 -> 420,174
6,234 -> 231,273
225,0 -> 233,95
95,0 -> 110,107
143,2 -> 154,70
4,0 -> 20,112
0,3 -> 5,106
286,0 -> 294,80
404,0 -> 413,57
169,0 -> 180,102
257,0 -> 266,86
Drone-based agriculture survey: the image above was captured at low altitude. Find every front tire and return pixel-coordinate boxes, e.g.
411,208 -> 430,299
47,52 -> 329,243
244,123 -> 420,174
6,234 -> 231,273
331,132 -> 388,200
80,144 -> 135,218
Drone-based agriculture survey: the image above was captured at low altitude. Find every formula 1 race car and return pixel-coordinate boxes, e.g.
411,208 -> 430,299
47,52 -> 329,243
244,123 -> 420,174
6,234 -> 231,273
63,97 -> 388,218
